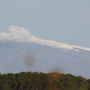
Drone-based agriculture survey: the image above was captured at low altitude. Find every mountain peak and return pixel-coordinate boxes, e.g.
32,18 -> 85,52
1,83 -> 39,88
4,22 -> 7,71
0,25 -> 34,42
0,26 -> 90,51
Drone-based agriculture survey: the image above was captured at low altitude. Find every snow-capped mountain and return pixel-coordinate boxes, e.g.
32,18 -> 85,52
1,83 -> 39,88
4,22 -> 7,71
0,26 -> 90,78
0,25 -> 90,51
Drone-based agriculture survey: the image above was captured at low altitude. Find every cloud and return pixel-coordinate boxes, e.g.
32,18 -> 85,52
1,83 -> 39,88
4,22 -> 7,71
0,25 -> 34,42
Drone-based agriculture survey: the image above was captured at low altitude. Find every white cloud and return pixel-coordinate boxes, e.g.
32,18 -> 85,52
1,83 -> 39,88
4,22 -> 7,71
0,25 -> 34,42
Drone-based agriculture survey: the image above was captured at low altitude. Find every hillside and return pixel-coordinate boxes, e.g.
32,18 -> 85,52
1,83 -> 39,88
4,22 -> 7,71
0,26 -> 90,78
0,72 -> 90,90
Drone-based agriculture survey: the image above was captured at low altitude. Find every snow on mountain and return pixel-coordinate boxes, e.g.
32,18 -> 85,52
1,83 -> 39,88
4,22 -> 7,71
0,25 -> 90,51
0,26 -> 90,78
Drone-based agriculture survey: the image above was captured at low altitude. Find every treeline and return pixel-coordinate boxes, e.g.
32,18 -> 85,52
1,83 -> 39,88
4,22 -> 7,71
0,72 -> 90,90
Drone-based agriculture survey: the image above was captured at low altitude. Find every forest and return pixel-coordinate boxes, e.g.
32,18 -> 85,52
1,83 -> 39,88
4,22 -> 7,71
0,72 -> 90,90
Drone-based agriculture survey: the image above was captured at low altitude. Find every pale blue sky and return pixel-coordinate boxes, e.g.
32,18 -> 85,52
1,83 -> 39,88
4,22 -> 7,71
0,0 -> 90,47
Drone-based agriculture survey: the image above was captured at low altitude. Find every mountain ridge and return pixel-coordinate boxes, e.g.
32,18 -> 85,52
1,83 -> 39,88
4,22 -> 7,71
0,25 -> 90,51
0,26 -> 90,78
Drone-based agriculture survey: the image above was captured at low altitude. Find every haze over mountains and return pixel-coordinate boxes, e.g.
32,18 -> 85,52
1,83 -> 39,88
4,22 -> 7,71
0,26 -> 90,78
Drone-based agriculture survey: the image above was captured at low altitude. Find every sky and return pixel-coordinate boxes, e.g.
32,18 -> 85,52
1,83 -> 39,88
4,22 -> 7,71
0,0 -> 90,47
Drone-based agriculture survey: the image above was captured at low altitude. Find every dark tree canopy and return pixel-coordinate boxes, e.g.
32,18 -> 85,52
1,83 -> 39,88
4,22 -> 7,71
0,72 -> 89,90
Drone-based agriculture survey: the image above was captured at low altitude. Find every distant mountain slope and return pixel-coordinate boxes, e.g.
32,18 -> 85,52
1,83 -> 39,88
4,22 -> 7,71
0,25 -> 90,51
0,26 -> 90,78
